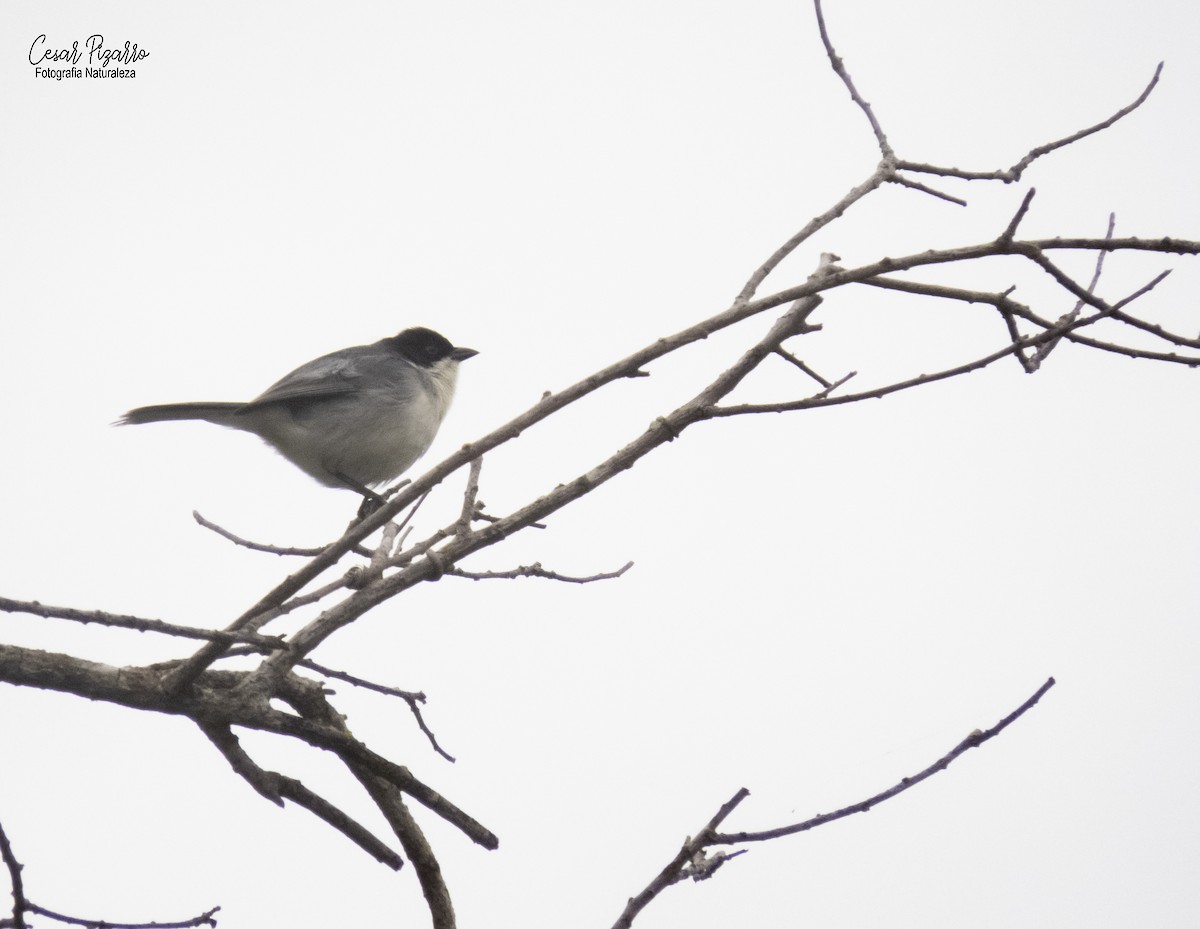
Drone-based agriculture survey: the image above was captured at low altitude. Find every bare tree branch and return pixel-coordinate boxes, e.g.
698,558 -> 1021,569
888,173 -> 968,206
0,820 -> 27,929
25,902 -> 220,929
712,335 -> 1028,416
612,678 -> 1056,928
734,171 -> 886,305
286,684 -> 458,929
1000,187 -> 1039,242
1,817 -> 219,929
813,0 -> 893,158
1027,211 -> 1116,370
859,272 -> 1200,369
454,456 -> 484,533
0,643 -> 498,851
445,561 -> 634,584
773,346 -> 839,389
896,63 -> 1164,182
714,263 -> 1179,419
198,722 -> 404,869
715,677 -> 1056,845
193,510 -> 350,557
0,597 -> 284,650
298,659 -> 457,763
610,788 -> 751,929
357,774 -> 456,929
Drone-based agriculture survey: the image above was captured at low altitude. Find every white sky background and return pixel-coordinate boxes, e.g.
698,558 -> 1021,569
2,1 -> 1198,926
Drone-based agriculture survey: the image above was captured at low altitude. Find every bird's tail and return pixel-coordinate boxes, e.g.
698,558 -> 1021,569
116,402 -> 244,427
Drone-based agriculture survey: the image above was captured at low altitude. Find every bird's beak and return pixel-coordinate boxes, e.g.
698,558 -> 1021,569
451,347 -> 479,362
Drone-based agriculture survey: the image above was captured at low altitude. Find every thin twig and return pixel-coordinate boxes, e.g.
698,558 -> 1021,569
897,63 -> 1163,182
0,820 -> 27,929
889,174 -> 967,206
710,339 -> 1026,416
445,561 -> 634,584
300,660 -> 425,702
612,678 -> 1055,928
808,369 -> 858,400
773,347 -> 833,388
3,815 -> 220,928
455,457 -> 484,533
249,696 -> 498,848
862,273 -> 1200,367
299,659 -> 456,762
1021,246 -> 1173,324
1000,188 -> 1038,241
389,489 -> 433,556
814,0 -> 893,158
717,269 -> 1141,416
715,677 -> 1056,844
1016,322 -> 1200,366
387,526 -> 453,570
713,282 -> 1139,416
1028,213 -> 1115,370
472,511 -> 547,530
0,597 -> 285,650
193,511 -> 358,557
734,170 -> 887,305
24,903 -> 222,929
1107,284 -> 1198,344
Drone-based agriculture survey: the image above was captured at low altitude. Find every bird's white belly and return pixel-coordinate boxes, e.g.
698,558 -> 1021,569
245,388 -> 443,488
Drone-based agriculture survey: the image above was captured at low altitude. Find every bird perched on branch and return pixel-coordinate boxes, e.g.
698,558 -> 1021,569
118,326 -> 477,509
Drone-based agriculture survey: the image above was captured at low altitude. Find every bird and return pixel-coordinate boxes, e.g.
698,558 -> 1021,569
118,326 -> 477,507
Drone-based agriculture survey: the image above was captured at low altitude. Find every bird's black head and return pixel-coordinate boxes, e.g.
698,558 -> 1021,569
390,327 -> 478,367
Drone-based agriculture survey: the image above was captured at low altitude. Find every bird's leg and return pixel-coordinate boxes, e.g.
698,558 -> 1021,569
356,495 -> 384,519
330,470 -> 386,519
354,479 -> 414,519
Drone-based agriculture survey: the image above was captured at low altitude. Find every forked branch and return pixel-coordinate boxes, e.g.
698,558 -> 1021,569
611,678 -> 1056,928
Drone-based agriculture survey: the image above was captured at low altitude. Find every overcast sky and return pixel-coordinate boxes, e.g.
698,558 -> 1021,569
2,2 -> 1199,927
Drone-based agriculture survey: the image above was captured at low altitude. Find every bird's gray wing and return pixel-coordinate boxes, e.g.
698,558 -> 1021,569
236,343 -> 420,412
237,345 -> 399,413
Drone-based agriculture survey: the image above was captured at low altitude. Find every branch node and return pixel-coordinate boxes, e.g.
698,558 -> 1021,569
652,417 -> 681,440
424,549 -> 448,581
